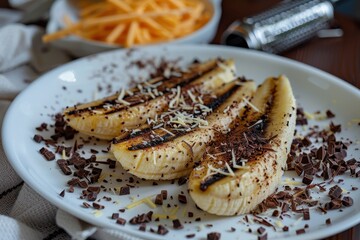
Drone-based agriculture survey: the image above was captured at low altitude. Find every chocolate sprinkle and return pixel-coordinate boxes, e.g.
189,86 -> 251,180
33,134 -> 43,143
258,233 -> 268,240
116,218 -> 126,225
161,190 -> 167,200
92,203 -> 104,209
257,226 -> 266,234
39,147 -> 55,160
303,208 -> 310,220
155,194 -> 163,205
178,194 -> 187,204
342,196 -> 353,207
139,223 -> 146,231
186,234 -> 196,238
172,219 -> 184,229
296,229 -> 305,235
59,190 -> 65,198
119,186 -> 130,195
329,185 -> 342,199
207,232 -> 221,240
111,213 -> 119,219
157,225 -> 169,235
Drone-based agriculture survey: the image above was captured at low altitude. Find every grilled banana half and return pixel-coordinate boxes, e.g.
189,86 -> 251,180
188,75 -> 296,216
63,59 -> 236,140
110,79 -> 256,180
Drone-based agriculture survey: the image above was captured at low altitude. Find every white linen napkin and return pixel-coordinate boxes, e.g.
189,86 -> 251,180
0,20 -> 143,239
0,23 -> 70,100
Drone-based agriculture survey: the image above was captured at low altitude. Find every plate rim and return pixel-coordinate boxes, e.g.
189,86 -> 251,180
2,44 -> 360,240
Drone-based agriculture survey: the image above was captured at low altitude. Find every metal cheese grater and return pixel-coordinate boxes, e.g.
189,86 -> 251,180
221,0 -> 336,53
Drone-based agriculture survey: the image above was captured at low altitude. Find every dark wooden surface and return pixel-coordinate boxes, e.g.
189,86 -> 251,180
0,0 -> 358,239
212,0 -> 360,89
213,1 -> 360,240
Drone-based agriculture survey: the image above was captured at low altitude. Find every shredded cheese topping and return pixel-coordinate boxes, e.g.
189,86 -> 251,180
242,97 -> 260,112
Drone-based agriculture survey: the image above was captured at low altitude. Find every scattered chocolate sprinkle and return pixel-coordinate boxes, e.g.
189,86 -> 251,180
296,229 -> 305,235
78,180 -> 88,188
258,233 -> 268,240
92,203 -> 104,209
282,226 -> 289,232
178,194 -> 187,204
326,110 -> 335,118
325,199 -> 342,210
87,192 -> 98,201
207,232 -> 221,240
82,202 -> 91,208
342,196 -> 353,207
272,210 -> 280,217
186,234 -> 195,238
116,218 -> 126,225
328,185 -> 342,199
111,213 -> 119,219
139,223 -> 146,231
188,212 -> 193,218
326,218 -> 332,225
161,190 -> 167,200
329,121 -> 341,133
155,194 -> 163,205
178,176 -> 187,185
33,134 -> 43,143
157,225 -> 168,235
302,174 -> 313,185
39,147 -> 55,160
59,190 -> 65,197
172,219 -> 184,229
303,208 -> 310,220
296,108 -> 308,126
87,186 -> 101,194
58,162 -> 72,175
257,226 -> 266,234
228,227 -> 236,232
119,186 -> 130,195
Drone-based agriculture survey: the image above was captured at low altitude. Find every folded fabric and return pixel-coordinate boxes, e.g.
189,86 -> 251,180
0,24 -> 70,100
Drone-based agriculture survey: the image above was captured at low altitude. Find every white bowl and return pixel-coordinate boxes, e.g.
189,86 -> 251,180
46,0 -> 222,57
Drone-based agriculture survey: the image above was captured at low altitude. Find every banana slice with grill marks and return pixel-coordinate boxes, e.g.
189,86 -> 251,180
63,59 -> 236,140
188,75 -> 296,216
110,79 -> 256,180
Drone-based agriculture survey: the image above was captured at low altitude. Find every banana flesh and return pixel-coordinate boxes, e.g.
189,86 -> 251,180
110,79 -> 256,180
188,75 -> 296,216
63,59 -> 236,140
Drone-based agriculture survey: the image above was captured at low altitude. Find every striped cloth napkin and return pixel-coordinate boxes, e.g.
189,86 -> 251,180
0,23 -> 141,240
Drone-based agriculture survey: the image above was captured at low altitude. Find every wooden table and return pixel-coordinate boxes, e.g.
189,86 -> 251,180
212,0 -> 360,89
0,0 -> 358,239
213,1 -> 360,239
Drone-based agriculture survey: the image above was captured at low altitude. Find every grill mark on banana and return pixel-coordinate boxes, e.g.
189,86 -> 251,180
63,59 -> 236,140
120,83 -> 241,150
188,75 -> 296,216
65,60 -> 218,115
110,79 -> 256,180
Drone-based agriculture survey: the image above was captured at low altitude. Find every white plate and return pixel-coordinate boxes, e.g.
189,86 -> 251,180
2,45 -> 360,240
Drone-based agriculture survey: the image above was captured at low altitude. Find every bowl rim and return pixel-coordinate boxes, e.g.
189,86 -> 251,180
46,0 -> 222,48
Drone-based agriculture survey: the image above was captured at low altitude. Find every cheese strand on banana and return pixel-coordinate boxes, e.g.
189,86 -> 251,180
63,59 -> 236,140
188,75 -> 296,216
110,79 -> 256,180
